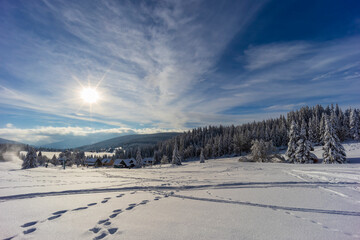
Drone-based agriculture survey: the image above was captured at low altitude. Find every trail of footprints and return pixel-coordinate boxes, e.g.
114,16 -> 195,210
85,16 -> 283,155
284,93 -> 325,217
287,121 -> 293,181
89,197 -> 154,240
9,192 -> 165,240
13,196 -> 110,238
282,210 -> 360,238
205,190 -> 360,239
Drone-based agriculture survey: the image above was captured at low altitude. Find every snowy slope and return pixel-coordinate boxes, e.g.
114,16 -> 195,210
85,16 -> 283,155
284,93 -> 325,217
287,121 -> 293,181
1,143 -> 360,240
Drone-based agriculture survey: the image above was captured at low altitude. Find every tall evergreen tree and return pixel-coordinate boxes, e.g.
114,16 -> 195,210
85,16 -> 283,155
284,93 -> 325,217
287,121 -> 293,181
200,149 -> 205,163
172,142 -> 182,165
350,109 -> 359,140
322,117 -> 346,164
286,121 -> 299,163
135,148 -> 143,167
22,147 -> 37,169
295,120 -> 313,163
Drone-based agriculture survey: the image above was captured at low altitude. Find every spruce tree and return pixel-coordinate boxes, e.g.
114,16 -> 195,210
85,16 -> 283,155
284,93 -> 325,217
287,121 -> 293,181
135,148 -> 143,167
350,109 -> 359,140
200,149 -> 205,163
22,147 -> 37,169
322,116 -> 346,164
308,120 -> 316,146
172,142 -> 182,165
286,121 -> 299,163
295,120 -> 312,163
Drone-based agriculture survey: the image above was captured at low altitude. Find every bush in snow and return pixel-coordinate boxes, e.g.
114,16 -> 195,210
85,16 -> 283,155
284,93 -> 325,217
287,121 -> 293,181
286,121 -> 299,163
161,155 -> 169,164
22,147 -> 37,169
322,116 -> 346,164
251,139 -> 276,162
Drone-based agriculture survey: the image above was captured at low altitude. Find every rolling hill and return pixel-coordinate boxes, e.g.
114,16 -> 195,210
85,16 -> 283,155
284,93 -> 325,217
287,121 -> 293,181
76,132 -> 181,151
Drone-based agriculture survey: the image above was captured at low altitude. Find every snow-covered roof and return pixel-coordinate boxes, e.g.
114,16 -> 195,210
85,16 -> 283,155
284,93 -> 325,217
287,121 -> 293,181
101,158 -> 112,164
114,158 -> 135,166
85,158 -> 99,164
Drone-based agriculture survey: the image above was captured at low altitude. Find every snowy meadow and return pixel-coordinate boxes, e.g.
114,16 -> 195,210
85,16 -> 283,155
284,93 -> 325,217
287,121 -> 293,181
1,142 -> 360,240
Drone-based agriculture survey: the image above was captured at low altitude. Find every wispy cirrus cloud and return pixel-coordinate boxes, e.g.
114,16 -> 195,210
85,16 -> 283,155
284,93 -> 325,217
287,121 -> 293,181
243,42 -> 310,70
0,0 -> 265,131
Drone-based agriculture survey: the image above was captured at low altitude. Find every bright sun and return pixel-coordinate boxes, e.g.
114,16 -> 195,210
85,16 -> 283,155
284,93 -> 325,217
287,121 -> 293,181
81,87 -> 99,104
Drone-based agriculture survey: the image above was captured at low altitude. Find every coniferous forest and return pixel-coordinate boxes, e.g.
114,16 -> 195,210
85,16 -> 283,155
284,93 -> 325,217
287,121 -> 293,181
122,104 -> 359,163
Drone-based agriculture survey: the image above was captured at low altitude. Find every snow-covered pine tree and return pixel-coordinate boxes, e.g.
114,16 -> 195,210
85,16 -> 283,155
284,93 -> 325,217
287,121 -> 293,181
308,119 -> 316,145
350,109 -> 359,140
295,120 -> 313,163
160,155 -> 169,165
22,147 -> 37,169
251,140 -> 263,162
322,116 -> 346,164
200,149 -> 205,163
135,148 -> 143,167
172,142 -> 182,165
319,114 -> 326,144
286,121 -> 299,163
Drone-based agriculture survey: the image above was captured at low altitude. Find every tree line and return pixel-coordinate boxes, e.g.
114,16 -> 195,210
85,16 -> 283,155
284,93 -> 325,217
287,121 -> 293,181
131,104 -> 359,164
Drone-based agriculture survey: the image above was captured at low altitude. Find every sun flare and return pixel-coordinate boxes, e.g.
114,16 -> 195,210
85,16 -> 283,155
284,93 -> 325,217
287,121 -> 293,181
81,87 -> 99,104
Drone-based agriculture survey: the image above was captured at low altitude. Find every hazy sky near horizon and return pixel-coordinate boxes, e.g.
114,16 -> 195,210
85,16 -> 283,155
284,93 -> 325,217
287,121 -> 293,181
1,0 -> 360,145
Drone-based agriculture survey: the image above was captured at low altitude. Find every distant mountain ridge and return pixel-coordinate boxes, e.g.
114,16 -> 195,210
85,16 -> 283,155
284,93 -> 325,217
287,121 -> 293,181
0,138 -> 24,145
76,132 -> 181,151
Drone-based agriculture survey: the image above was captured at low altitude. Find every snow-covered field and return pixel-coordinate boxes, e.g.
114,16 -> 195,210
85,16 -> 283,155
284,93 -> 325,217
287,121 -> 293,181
1,143 -> 360,240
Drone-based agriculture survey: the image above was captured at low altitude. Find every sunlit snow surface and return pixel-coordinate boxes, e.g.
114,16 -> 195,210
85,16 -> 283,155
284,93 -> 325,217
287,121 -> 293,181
1,142 -> 360,240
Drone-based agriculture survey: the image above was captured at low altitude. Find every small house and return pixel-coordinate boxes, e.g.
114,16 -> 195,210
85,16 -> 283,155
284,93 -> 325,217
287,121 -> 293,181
114,158 -> 136,168
85,158 -> 102,167
101,158 -> 114,167
143,157 -> 153,166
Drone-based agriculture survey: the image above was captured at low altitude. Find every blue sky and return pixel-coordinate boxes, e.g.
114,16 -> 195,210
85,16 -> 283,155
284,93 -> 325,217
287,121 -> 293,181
0,0 -> 360,145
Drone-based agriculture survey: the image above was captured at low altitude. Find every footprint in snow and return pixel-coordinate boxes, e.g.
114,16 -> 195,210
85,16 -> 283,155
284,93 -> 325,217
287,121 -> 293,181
3,236 -> 16,240
23,228 -> 36,234
88,203 -> 97,206
116,194 -> 124,198
89,227 -> 101,234
72,207 -> 88,211
104,197 -> 111,200
21,221 -> 37,228
113,209 -> 122,213
108,228 -> 118,235
101,200 -> 108,204
93,232 -> 107,240
126,206 -> 135,210
104,221 -> 111,226
109,213 -> 119,218
52,210 -> 67,215
139,200 -> 149,205
48,215 -> 61,221
98,219 -> 109,224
